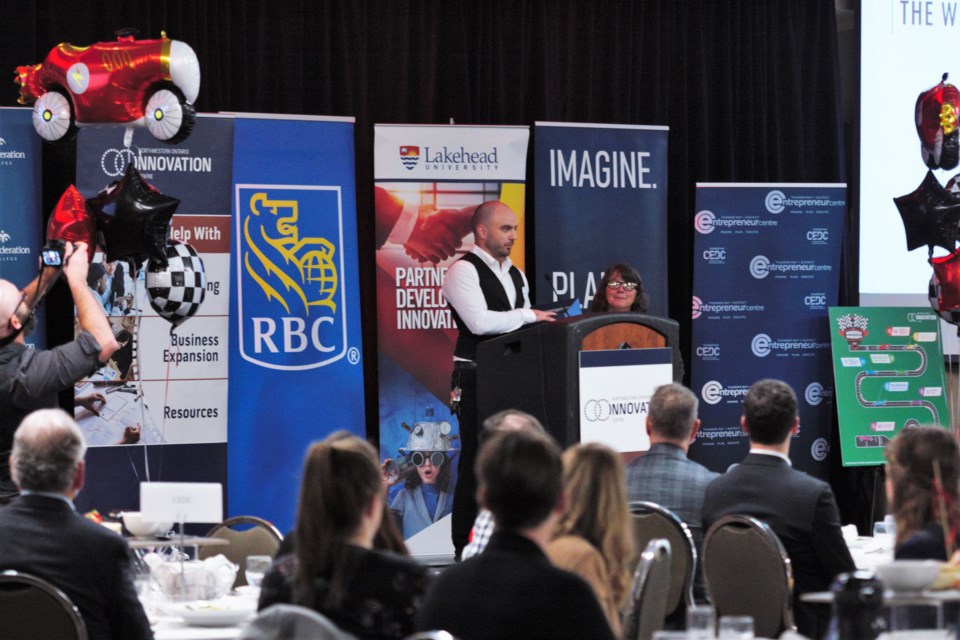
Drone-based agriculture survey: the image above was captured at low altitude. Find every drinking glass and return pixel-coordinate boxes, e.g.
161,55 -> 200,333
245,555 -> 272,589
686,604 -> 716,638
718,615 -> 754,639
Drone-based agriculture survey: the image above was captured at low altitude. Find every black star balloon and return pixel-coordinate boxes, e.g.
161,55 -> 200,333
89,162 -> 180,265
893,170 -> 960,252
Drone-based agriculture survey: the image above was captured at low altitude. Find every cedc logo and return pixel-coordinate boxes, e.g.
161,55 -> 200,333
400,146 -> 420,171
236,185 -> 348,370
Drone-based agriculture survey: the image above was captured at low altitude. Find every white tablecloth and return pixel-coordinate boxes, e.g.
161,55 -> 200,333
152,615 -> 248,640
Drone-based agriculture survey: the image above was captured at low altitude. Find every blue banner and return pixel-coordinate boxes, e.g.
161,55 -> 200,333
230,116 -> 365,533
0,108 -> 44,347
533,123 -> 669,315
687,184 -> 846,478
73,116 -> 234,519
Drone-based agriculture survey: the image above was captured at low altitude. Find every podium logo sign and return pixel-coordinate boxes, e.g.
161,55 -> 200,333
235,185 -> 347,370
578,348 -> 672,454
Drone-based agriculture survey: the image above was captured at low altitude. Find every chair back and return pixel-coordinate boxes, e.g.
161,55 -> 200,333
0,570 -> 88,640
238,603 -> 356,639
629,501 -> 696,617
623,538 -> 672,640
199,515 -> 284,587
702,514 -> 796,639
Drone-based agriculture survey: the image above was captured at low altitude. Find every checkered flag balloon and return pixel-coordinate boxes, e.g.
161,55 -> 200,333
146,241 -> 206,328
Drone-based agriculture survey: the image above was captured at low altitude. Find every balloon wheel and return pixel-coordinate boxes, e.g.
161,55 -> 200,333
32,91 -> 73,141
145,88 -> 191,142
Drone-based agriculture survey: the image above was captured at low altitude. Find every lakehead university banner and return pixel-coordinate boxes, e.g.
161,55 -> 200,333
533,122 -> 669,314
374,124 -> 529,552
230,115 -> 365,533
688,184 -> 846,478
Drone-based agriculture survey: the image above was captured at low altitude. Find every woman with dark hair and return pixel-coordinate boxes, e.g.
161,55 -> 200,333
258,431 -> 428,639
885,426 -> 960,560
389,449 -> 453,538
589,263 -> 649,313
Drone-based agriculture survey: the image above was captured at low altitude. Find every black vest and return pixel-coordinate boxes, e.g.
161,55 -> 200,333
449,253 -> 525,361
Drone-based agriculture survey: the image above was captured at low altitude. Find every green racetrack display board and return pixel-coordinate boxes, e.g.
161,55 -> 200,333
829,307 -> 950,466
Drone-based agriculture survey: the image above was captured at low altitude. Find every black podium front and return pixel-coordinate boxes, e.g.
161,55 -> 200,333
476,313 -> 684,447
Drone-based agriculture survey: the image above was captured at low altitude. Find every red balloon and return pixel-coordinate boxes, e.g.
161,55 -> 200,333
932,249 -> 960,313
46,185 -> 95,262
916,73 -> 960,170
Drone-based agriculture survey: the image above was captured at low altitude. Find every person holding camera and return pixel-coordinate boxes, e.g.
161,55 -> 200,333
0,241 -> 119,505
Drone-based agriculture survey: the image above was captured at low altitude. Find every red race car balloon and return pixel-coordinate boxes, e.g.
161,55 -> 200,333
46,185 -> 96,262
15,30 -> 200,143
916,73 -> 960,170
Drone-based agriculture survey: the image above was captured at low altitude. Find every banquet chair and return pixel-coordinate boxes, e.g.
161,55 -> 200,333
702,514 -> 796,639
623,538 -> 672,640
198,515 -> 284,587
238,603 -> 356,639
629,501 -> 696,621
0,570 -> 88,640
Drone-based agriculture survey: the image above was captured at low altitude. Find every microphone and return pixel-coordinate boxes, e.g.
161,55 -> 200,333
543,274 -> 571,318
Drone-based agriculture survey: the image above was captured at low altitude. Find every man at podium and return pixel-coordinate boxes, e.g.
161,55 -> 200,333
442,201 -> 556,558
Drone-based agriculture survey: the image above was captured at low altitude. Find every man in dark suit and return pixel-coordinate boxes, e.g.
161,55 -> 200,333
0,408 -> 152,640
701,379 -> 854,639
416,429 -> 615,640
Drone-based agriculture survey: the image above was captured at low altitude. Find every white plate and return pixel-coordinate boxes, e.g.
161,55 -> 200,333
166,601 -> 256,627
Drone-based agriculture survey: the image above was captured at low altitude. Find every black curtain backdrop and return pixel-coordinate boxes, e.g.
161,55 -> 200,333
3,0 -> 872,526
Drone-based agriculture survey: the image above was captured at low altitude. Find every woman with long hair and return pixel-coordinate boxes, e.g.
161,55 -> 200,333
258,431 -> 428,639
545,442 -> 635,637
589,263 -> 649,313
885,426 -> 960,560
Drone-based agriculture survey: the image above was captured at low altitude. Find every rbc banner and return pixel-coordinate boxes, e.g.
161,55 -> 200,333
688,184 -> 845,478
374,124 -> 529,552
230,116 -> 364,533
0,108 -> 43,347
533,122 -> 669,314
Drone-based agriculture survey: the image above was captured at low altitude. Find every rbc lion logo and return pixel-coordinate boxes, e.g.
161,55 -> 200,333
399,146 -> 420,170
237,185 -> 347,370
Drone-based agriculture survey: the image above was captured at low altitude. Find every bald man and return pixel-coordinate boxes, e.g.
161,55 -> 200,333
0,241 -> 118,504
441,202 -> 555,557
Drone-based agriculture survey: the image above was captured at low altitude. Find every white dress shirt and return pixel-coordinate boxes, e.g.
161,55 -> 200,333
442,246 -> 536,352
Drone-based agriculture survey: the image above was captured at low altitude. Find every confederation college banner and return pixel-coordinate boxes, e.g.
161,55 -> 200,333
533,122 -> 669,314
0,108 -> 43,347
230,115 -> 365,532
374,124 -> 529,551
688,184 -> 845,478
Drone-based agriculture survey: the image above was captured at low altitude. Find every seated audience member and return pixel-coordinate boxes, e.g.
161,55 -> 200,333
546,443 -> 633,637
701,379 -> 855,640
415,429 -> 616,640
626,382 -> 717,600
885,426 -> 960,560
259,431 -> 429,639
0,409 -> 152,640
589,263 -> 649,313
461,409 -> 545,559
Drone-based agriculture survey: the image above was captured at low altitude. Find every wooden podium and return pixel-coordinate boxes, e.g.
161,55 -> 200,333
476,313 -> 683,447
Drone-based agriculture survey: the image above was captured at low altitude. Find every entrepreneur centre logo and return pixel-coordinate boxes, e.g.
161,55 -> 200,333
235,185 -> 348,370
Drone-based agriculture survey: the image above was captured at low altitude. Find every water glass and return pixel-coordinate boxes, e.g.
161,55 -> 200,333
245,555 -> 271,588
686,604 -> 716,638
718,615 -> 753,639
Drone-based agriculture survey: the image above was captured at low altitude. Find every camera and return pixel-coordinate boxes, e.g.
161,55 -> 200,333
41,239 -> 66,267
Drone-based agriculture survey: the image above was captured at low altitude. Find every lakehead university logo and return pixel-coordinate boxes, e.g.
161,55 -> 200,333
237,186 -> 347,370
400,146 -> 420,170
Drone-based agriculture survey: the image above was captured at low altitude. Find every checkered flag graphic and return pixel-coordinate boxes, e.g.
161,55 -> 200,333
146,241 -> 206,328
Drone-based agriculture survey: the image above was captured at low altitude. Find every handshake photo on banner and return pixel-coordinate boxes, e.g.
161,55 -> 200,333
374,186 -> 476,264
